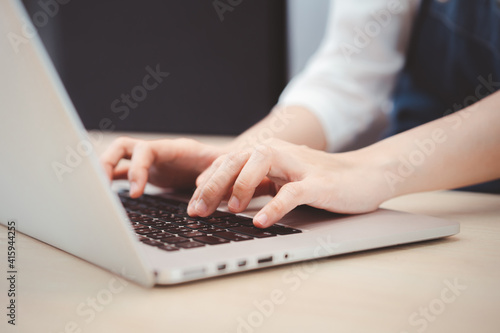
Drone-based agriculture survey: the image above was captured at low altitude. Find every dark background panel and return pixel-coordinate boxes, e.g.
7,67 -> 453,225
22,0 -> 287,135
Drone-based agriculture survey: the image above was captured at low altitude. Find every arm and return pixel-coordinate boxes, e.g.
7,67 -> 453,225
188,91 -> 500,227
278,0 -> 419,151
229,0 -> 420,152
233,0 -> 419,152
375,90 -> 500,197
227,105 -> 327,151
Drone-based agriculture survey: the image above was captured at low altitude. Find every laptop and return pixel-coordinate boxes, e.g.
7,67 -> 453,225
0,0 -> 459,287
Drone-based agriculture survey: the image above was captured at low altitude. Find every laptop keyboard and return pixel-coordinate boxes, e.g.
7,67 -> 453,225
119,192 -> 302,252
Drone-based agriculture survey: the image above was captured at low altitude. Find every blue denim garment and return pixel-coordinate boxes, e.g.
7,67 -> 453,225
387,0 -> 500,193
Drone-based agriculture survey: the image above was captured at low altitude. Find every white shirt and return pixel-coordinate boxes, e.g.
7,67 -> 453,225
278,0 -> 421,152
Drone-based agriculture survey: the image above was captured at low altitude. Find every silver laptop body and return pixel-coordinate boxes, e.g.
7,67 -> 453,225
0,0 -> 459,287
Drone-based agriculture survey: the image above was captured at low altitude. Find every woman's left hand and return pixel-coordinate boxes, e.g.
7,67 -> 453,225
187,139 -> 391,228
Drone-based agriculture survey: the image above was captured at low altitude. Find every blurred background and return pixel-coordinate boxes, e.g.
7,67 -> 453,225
21,0 -> 329,135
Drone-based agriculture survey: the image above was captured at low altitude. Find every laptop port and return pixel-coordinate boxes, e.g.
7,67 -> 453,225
217,264 -> 226,271
182,267 -> 206,278
238,260 -> 247,267
257,256 -> 273,264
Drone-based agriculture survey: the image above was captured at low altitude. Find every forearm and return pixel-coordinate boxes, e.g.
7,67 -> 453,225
369,91 -> 500,197
226,105 -> 327,152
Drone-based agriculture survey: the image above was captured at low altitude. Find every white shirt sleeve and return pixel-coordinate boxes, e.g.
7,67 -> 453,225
278,0 -> 421,152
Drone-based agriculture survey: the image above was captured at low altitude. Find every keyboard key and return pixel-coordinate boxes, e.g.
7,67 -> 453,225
214,221 -> 240,228
136,228 -> 158,235
156,205 -> 184,215
157,245 -> 179,252
176,241 -> 205,249
192,236 -> 230,245
264,224 -> 302,235
158,218 -> 184,226
176,228 -> 192,234
214,231 -> 254,242
199,227 -> 226,234
199,217 -> 223,224
178,231 -> 205,238
229,227 -> 277,238
229,216 -> 255,226
151,221 -> 175,229
207,210 -> 233,218
151,221 -> 173,228
163,226 -> 191,233
201,215 -> 254,226
125,205 -> 143,211
133,225 -> 149,231
147,232 -> 174,239
140,239 -> 163,247
186,223 -> 204,229
137,219 -> 156,226
142,209 -> 159,216
157,212 -> 176,219
162,236 -> 189,244
174,218 -> 197,226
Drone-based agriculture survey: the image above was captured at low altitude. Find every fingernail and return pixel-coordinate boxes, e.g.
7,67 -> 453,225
187,202 -> 194,216
228,196 -> 240,210
187,194 -> 197,214
254,213 -> 268,228
195,199 -> 207,215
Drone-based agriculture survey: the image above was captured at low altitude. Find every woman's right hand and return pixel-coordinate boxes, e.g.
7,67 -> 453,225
99,137 -> 225,197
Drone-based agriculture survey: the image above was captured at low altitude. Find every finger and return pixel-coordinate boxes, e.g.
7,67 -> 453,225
188,155 -> 225,209
194,154 -> 225,188
127,142 -> 156,198
219,181 -> 273,201
189,152 -> 248,216
188,151 -> 250,217
228,145 -> 272,213
253,182 -> 305,228
112,163 -> 130,180
190,152 -> 241,209
99,137 -> 138,180
189,162 -> 219,213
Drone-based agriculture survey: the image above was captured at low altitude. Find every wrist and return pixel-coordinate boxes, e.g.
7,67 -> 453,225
364,137 -> 430,200
352,143 -> 402,203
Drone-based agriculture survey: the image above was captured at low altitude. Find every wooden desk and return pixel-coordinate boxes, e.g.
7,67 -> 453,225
1,132 -> 499,333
